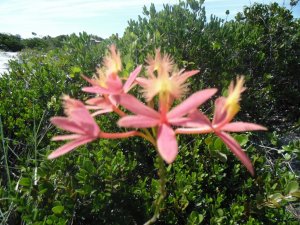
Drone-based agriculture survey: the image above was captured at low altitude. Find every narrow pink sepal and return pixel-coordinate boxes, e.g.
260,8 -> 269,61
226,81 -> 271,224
217,131 -> 254,176
175,127 -> 213,134
221,122 -> 267,132
179,70 -> 199,81
168,114 -> 210,128
86,97 -> 111,108
69,108 -> 95,124
86,105 -> 104,110
52,134 -> 82,141
81,75 -> 98,86
82,86 -> 115,95
91,109 -> 113,117
212,97 -> 227,125
67,108 -> 100,136
168,88 -> 217,119
168,117 -> 195,126
51,117 -> 84,134
119,94 -> 160,118
48,136 -> 95,159
135,77 -> 148,88
185,110 -> 212,127
123,65 -> 142,93
105,75 -> 123,93
118,115 -> 159,128
157,124 -> 178,164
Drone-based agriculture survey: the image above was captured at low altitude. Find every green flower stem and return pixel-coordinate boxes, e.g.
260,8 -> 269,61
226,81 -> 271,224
137,130 -> 156,147
144,154 -> 167,225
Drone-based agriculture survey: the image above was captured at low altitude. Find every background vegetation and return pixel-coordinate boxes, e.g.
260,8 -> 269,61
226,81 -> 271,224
0,0 -> 299,224
0,33 -> 103,52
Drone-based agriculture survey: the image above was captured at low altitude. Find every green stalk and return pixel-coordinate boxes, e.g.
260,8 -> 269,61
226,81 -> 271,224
0,115 -> 11,188
144,154 -> 167,225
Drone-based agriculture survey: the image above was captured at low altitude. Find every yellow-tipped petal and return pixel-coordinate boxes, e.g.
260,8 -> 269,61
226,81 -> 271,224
142,50 -> 198,104
61,95 -> 85,117
104,45 -> 122,75
94,67 -> 108,88
146,49 -> 173,78
224,76 -> 245,122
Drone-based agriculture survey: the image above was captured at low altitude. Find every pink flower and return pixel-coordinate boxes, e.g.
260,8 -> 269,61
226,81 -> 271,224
49,96 -> 137,159
136,49 -> 199,112
81,45 -> 141,96
48,96 -> 101,159
80,45 -> 142,117
176,77 -> 267,175
82,65 -> 142,96
117,88 -> 217,163
85,96 -> 114,116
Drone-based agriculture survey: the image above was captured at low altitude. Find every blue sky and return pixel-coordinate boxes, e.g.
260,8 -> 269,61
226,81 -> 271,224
0,0 -> 299,38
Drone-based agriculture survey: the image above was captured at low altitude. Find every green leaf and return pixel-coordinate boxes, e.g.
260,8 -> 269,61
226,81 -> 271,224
283,153 -> 291,161
284,195 -> 298,202
269,193 -> 283,202
19,177 -> 31,187
52,206 -> 64,214
285,181 -> 299,194
235,134 -> 249,147
205,137 -> 213,145
188,211 -> 204,224
212,41 -> 221,50
291,191 -> 300,198
214,138 -> 223,150
71,66 -> 81,74
217,208 -> 224,217
46,219 -> 53,224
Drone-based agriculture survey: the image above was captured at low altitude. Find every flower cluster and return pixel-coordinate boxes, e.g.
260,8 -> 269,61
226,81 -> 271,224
48,45 -> 266,175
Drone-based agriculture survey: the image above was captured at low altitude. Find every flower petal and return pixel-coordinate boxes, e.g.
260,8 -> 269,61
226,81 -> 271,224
212,97 -> 227,126
81,75 -> 99,86
157,124 -> 178,164
82,86 -> 115,95
217,131 -> 254,176
169,110 -> 210,127
52,134 -> 82,141
68,108 -> 100,137
136,77 -> 149,88
118,94 -> 160,118
222,122 -> 267,132
86,97 -> 111,108
118,115 -> 159,128
48,136 -> 95,159
91,109 -> 113,117
51,117 -> 84,134
168,88 -> 217,119
185,110 -> 212,127
105,74 -> 123,93
176,70 -> 199,83
175,127 -> 213,134
123,65 -> 142,93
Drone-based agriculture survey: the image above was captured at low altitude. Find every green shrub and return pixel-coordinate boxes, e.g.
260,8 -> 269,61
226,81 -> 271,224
0,1 -> 299,224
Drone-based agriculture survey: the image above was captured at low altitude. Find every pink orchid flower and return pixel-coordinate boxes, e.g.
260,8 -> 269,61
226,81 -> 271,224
136,49 -> 199,108
176,77 -> 267,175
82,45 -> 141,96
117,88 -> 217,164
81,45 -> 142,116
82,65 -> 142,96
84,96 -> 114,117
48,96 -> 137,159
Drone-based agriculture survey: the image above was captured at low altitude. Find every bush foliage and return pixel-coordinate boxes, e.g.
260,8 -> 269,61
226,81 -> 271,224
0,1 -> 299,224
